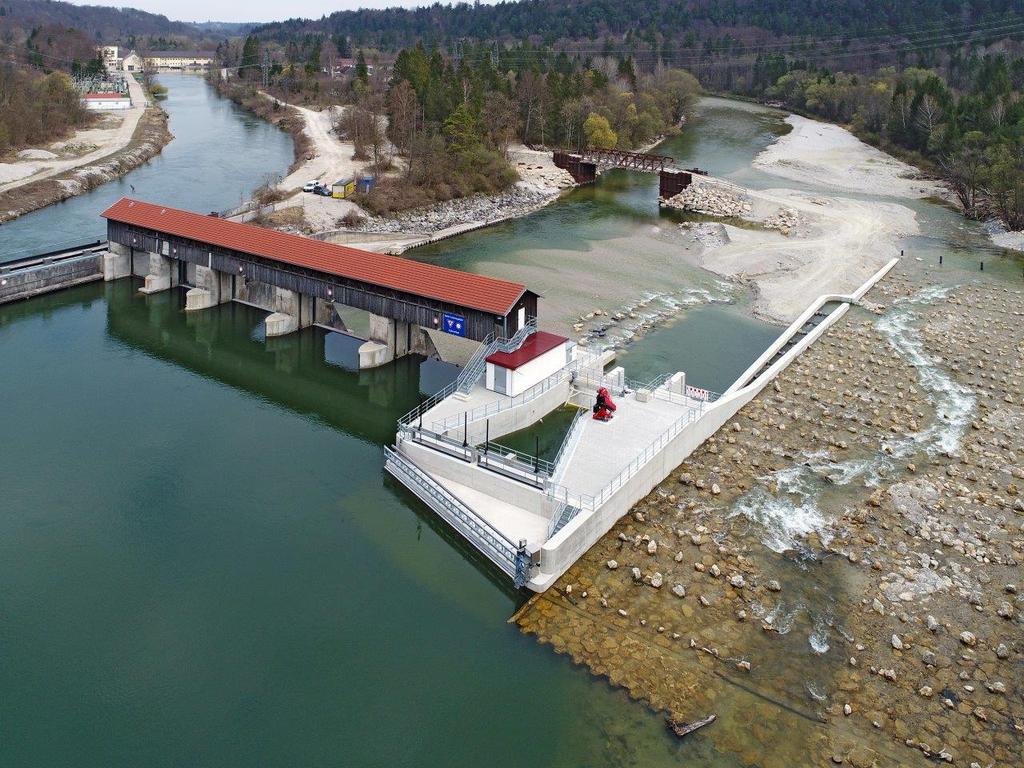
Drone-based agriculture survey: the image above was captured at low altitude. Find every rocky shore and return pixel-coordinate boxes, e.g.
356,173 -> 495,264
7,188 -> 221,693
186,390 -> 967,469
350,182 -> 568,236
517,262 -> 1023,768
0,106 -> 171,225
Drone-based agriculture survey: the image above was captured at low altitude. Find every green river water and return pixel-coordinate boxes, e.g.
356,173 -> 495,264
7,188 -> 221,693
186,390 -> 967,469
1,78 -> 1020,767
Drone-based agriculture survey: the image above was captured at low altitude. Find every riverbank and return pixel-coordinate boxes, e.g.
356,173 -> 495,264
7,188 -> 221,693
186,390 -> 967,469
517,260 -> 1023,768
653,114 -> 941,324
0,77 -> 172,225
664,176 -> 918,323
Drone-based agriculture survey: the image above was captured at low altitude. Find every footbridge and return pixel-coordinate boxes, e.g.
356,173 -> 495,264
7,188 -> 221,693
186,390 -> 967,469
553,148 -> 707,199
101,198 -> 538,368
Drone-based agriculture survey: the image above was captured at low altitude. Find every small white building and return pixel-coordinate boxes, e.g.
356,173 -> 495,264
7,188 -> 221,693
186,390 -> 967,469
122,51 -> 142,72
83,92 -> 132,110
485,331 -> 572,397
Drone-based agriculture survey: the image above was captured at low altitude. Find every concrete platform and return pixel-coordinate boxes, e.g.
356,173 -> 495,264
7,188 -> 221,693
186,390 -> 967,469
559,391 -> 700,498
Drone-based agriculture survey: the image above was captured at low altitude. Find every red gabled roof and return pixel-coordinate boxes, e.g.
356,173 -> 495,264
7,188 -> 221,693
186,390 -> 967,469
101,198 -> 529,316
486,331 -> 568,370
84,92 -> 128,99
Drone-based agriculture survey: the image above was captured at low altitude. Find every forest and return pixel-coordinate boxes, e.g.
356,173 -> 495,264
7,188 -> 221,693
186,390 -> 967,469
246,0 -> 1024,225
737,51 -> 1024,228
256,0 -> 1022,51
219,35 -> 698,214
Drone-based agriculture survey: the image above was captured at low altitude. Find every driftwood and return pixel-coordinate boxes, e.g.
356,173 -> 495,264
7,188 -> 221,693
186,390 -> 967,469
666,713 -> 717,738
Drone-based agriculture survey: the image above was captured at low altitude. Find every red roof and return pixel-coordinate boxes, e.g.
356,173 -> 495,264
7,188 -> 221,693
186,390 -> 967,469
101,198 -> 528,316
84,92 -> 128,99
486,331 -> 568,370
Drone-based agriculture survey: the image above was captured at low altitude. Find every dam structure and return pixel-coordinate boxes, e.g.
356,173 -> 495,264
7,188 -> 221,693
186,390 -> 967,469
387,259 -> 900,591
99,198 -> 538,368
0,198 -> 539,371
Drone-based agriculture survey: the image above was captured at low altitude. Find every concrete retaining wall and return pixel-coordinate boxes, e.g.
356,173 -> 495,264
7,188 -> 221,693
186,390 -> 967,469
441,377 -> 573,445
0,254 -> 105,304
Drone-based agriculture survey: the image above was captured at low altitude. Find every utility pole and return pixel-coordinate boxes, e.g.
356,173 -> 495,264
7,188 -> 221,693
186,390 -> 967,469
261,51 -> 270,89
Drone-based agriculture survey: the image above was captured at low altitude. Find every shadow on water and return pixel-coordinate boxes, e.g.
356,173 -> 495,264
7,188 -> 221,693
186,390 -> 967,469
101,280 -> 453,445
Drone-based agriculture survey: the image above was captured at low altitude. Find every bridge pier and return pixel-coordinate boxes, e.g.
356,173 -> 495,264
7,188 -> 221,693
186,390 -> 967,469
658,169 -> 692,200
184,265 -> 232,311
138,251 -> 175,294
358,312 -> 436,369
552,152 -> 596,184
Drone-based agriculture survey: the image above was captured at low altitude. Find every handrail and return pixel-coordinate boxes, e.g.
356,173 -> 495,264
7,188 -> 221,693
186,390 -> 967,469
385,446 -> 520,574
398,379 -> 461,428
399,318 -> 539,426
456,331 -> 496,394
481,440 -> 555,476
581,405 -> 702,511
550,407 -> 587,485
433,361 -> 573,436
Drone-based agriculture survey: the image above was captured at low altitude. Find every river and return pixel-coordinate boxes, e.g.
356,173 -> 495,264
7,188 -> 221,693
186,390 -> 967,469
1,79 -> 1019,767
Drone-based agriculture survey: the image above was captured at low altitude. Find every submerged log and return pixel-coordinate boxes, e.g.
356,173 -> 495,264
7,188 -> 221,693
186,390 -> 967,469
666,713 -> 717,738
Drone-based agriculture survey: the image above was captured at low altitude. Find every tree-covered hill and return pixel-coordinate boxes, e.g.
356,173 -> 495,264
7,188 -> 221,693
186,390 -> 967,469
255,0 -> 1024,52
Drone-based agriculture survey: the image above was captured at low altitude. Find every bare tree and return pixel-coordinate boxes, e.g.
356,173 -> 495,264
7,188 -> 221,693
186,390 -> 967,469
481,91 -> 518,156
915,94 -> 942,143
516,71 -> 547,145
388,79 -> 419,155
940,146 -> 985,216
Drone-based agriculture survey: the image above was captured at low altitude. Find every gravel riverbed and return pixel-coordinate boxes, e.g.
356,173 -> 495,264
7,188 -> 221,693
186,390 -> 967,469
517,262 -> 1023,768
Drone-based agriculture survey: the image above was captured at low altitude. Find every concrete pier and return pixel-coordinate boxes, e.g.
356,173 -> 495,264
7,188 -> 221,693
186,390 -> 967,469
184,265 -> 232,311
358,312 -> 436,369
102,242 -> 131,281
138,251 -> 173,294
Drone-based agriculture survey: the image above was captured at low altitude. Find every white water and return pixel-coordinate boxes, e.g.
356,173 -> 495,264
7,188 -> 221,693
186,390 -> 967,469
730,285 -> 975,556
875,285 -> 976,458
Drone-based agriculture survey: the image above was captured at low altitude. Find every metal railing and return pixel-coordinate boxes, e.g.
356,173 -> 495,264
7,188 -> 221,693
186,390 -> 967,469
456,317 -> 537,395
547,501 -> 581,539
400,421 -> 553,488
550,406 -> 587,485
385,446 -> 531,585
456,331 -> 496,394
432,362 -> 573,436
589,405 -> 701,508
398,319 -> 538,426
399,379 -> 462,430
480,440 -> 555,475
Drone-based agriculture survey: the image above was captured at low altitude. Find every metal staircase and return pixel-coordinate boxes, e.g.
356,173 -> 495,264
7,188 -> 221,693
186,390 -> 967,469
455,318 -> 537,395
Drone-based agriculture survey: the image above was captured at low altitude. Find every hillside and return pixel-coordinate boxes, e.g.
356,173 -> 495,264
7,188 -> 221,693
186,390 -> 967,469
255,0 -> 1024,54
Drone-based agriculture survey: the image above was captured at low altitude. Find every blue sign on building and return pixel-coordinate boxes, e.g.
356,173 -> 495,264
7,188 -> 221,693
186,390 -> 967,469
442,312 -> 466,337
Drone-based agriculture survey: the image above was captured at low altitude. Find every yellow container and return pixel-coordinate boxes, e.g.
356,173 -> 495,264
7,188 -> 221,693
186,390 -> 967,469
331,179 -> 356,199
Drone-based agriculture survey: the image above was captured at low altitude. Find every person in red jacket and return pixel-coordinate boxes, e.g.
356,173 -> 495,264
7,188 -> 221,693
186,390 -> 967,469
593,386 -> 617,421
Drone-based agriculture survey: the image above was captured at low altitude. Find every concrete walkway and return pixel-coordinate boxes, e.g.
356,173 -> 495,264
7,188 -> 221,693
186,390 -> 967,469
436,477 -> 550,549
